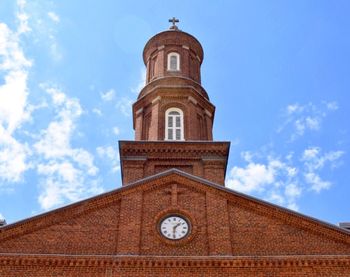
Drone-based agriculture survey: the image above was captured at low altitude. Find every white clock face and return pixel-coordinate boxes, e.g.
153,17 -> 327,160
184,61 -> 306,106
159,215 -> 190,240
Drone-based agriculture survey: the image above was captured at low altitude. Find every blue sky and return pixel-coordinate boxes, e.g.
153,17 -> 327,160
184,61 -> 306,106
0,0 -> 349,226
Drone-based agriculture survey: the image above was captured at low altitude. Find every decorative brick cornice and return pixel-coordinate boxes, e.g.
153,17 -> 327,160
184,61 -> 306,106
0,254 -> 350,268
119,141 -> 230,156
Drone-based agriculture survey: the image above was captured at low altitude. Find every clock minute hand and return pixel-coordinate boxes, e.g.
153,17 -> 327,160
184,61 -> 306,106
173,222 -> 181,230
172,222 -> 181,237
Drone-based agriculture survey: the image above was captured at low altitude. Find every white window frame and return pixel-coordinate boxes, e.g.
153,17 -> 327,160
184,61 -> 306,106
167,52 -> 180,71
165,108 -> 184,141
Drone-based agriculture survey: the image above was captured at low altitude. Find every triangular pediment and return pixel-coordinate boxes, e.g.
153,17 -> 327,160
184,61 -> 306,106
1,169 -> 349,256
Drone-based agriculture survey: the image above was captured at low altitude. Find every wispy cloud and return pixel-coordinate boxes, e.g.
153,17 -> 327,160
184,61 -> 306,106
304,172 -> 331,193
16,0 -> 31,34
23,1 -> 63,61
92,108 -> 102,116
116,97 -> 133,117
301,146 -> 344,192
0,130 -> 30,184
1,1 -> 104,212
0,0 -> 32,184
96,145 -> 120,172
301,146 -> 344,171
227,100 -> 344,211
34,84 -> 102,210
278,101 -> 338,141
47,11 -> 60,23
227,146 -> 344,211
113,126 -> 120,136
100,89 -> 116,101
227,153 -> 301,210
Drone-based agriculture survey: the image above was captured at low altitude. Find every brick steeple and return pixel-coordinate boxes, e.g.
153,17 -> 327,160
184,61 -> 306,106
120,22 -> 230,186
133,27 -> 214,141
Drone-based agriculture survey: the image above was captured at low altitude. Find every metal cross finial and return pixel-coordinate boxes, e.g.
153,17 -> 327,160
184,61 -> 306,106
169,17 -> 179,30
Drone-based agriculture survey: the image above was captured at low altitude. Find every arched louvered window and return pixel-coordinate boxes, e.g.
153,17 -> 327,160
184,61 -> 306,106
165,108 -> 184,140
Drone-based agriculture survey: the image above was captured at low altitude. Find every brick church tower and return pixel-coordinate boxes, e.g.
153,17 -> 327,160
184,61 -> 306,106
1,20 -> 350,277
119,19 -> 230,186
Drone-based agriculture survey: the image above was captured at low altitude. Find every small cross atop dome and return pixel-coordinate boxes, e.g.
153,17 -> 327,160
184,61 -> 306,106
169,17 -> 179,30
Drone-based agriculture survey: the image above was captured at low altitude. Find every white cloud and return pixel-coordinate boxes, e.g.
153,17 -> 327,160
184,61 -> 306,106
0,213 -> 4,220
113,126 -> 120,136
227,162 -> 274,193
300,146 -> 344,193
37,162 -> 80,184
302,147 -> 320,161
305,116 -> 320,130
92,108 -> 102,116
0,70 -> 31,133
0,128 -> 30,183
227,145 -> 344,211
34,85 -> 102,210
301,147 -> 344,171
285,183 -> 302,198
72,149 -> 98,175
1,2 -> 100,211
278,101 -> 338,141
48,36 -> 62,62
101,89 -> 115,101
16,0 -> 31,34
0,22 -> 32,133
227,155 -> 302,211
116,97 -> 133,117
0,3 -> 32,184
227,101 -> 344,211
287,104 -> 303,115
304,172 -> 331,193
325,101 -> 338,111
22,2 -> 62,62
97,145 -> 120,172
34,86 -> 83,159
227,156 -> 290,194
267,192 -> 284,205
287,203 -> 299,211
48,12 -> 60,23
294,116 -> 320,137
241,151 -> 253,163
36,160 -> 102,210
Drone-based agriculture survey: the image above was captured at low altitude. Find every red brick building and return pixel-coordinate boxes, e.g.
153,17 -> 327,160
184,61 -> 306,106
1,21 -> 350,276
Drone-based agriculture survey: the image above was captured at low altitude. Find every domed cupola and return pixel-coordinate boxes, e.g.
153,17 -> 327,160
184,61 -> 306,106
143,18 -> 204,86
133,18 -> 215,141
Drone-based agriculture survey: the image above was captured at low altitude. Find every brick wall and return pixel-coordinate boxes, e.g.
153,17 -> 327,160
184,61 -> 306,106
1,172 -> 349,257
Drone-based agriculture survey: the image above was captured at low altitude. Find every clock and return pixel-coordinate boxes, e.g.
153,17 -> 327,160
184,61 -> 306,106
159,214 -> 190,240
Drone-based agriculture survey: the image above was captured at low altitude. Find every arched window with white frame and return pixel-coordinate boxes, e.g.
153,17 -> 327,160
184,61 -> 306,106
165,108 -> 184,141
167,52 -> 180,71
